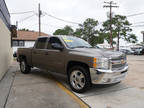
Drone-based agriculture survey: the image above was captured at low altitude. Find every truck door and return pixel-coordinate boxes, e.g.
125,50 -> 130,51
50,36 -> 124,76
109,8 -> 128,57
44,37 -> 65,73
32,37 -> 48,69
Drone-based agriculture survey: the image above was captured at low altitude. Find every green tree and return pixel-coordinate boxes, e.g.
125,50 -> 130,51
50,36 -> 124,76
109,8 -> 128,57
101,15 -> 137,50
74,18 -> 104,46
19,28 -> 32,31
53,25 -> 74,35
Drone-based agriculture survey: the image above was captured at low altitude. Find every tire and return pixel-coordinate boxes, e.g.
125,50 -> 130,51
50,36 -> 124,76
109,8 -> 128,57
68,66 -> 91,93
20,59 -> 31,74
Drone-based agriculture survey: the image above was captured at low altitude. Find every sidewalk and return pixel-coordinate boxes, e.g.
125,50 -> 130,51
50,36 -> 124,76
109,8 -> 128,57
0,65 -> 17,108
0,62 -> 82,108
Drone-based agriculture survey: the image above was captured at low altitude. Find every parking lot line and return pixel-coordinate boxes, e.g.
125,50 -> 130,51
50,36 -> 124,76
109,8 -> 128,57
54,79 -> 90,108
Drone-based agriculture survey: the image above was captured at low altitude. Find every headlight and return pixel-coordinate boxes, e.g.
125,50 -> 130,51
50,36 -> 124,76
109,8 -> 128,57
93,57 -> 109,69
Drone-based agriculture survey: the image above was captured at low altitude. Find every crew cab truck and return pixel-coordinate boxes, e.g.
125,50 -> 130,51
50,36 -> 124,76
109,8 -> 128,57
17,36 -> 128,93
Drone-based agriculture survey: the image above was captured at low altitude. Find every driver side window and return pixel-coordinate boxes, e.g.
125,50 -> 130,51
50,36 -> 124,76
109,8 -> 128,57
47,37 -> 62,49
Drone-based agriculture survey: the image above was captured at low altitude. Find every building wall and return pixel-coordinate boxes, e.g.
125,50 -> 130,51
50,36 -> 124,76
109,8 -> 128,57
13,41 -> 35,53
25,41 -> 35,48
0,0 -> 11,29
0,18 -> 12,80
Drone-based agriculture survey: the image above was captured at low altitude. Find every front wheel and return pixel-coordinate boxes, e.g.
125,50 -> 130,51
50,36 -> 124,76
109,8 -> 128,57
20,59 -> 31,74
68,66 -> 91,93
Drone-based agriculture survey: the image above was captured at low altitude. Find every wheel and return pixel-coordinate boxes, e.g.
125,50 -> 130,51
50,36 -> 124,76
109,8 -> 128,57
68,66 -> 91,93
20,59 -> 31,74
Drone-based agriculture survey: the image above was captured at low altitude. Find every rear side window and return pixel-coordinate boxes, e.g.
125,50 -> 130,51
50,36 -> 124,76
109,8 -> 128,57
35,38 -> 47,49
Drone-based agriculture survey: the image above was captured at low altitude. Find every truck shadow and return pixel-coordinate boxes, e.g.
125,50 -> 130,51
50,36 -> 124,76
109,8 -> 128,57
29,68 -> 130,95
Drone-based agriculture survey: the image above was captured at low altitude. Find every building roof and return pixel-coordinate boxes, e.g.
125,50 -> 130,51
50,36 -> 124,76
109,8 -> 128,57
12,30 -> 49,41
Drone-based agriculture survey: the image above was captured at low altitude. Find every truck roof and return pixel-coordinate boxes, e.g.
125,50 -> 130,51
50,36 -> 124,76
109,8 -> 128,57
37,35 -> 75,39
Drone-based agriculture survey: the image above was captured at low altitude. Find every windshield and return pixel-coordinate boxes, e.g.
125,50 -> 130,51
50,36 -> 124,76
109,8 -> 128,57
62,36 -> 92,48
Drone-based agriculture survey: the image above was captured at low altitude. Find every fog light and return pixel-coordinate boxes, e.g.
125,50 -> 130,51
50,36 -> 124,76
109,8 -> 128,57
102,78 -> 111,83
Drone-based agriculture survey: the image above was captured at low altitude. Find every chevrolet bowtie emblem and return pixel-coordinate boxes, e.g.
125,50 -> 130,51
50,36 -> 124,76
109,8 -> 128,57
121,59 -> 125,64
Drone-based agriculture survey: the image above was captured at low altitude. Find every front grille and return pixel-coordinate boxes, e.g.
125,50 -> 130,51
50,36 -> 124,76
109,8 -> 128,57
110,55 -> 126,70
112,63 -> 125,69
111,55 -> 125,60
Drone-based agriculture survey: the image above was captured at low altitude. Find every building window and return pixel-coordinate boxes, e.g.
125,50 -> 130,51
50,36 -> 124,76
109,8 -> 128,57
12,41 -> 18,46
12,40 -> 25,47
19,41 -> 24,46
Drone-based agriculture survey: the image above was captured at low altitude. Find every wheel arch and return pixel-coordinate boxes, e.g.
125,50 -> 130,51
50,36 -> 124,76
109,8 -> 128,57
19,55 -> 26,62
66,61 -> 91,83
67,61 -> 89,72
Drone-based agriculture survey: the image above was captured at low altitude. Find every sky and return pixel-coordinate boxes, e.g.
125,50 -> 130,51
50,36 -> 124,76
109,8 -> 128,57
5,0 -> 144,44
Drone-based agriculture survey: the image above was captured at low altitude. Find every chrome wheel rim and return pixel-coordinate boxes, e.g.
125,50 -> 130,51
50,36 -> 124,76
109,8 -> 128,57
70,70 -> 85,90
21,61 -> 25,72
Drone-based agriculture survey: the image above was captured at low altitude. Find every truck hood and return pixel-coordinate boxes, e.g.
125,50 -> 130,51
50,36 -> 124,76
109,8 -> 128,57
70,48 -> 124,58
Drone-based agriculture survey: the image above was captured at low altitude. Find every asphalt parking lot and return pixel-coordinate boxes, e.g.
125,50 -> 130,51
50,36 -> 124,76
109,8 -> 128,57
1,66 -> 82,108
0,55 -> 144,108
54,55 -> 144,108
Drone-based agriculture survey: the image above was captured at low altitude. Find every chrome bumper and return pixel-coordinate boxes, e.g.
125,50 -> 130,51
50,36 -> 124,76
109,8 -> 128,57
89,65 -> 128,84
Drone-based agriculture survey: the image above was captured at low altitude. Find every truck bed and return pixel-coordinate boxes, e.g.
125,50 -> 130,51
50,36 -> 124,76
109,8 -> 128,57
17,48 -> 33,66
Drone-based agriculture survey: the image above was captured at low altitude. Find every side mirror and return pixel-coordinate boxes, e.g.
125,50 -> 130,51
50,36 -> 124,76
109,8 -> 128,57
51,43 -> 64,51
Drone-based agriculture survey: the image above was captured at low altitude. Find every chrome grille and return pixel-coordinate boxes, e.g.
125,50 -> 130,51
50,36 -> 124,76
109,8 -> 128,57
112,64 -> 125,69
110,55 -> 126,70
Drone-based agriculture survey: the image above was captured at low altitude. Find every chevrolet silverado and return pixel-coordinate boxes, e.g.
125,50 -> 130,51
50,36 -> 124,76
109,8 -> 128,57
17,36 -> 128,93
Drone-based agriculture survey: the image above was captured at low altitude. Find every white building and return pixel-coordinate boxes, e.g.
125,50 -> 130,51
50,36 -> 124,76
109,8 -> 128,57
12,30 -> 48,53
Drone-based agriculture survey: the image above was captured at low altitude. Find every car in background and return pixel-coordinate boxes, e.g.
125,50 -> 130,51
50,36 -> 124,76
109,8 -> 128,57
133,47 -> 144,55
95,45 -> 101,49
120,49 -> 134,55
141,47 -> 144,54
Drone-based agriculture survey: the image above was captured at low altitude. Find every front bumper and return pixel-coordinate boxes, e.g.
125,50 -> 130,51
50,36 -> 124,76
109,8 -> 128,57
89,65 -> 128,84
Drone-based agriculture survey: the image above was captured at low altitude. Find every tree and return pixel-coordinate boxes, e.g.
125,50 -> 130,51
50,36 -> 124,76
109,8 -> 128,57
53,25 -> 74,35
73,28 -> 82,38
101,15 -> 137,50
19,28 -> 32,31
74,18 -> 104,46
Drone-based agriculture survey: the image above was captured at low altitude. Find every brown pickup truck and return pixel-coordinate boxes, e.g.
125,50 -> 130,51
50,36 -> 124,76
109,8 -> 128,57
17,36 -> 128,93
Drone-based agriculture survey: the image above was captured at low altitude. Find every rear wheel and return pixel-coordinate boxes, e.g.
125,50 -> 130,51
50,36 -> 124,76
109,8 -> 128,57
68,66 -> 91,93
20,59 -> 31,74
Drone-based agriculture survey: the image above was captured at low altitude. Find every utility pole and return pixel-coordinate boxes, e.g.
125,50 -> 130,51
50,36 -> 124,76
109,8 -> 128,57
117,26 -> 120,51
141,31 -> 144,43
103,1 -> 118,49
38,3 -> 42,36
16,21 -> 18,28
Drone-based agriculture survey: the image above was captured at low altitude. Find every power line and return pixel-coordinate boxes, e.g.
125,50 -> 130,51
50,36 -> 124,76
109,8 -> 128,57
133,21 -> 144,24
42,23 -> 73,28
45,13 -> 80,25
10,11 -> 34,15
26,23 -> 39,27
18,14 -> 35,23
127,12 -> 144,17
131,25 -> 144,27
